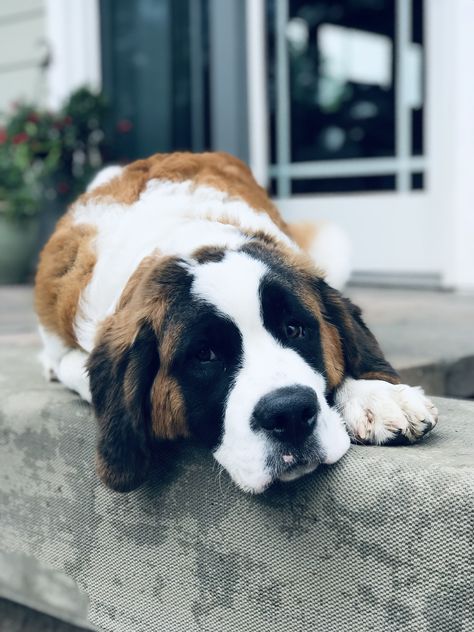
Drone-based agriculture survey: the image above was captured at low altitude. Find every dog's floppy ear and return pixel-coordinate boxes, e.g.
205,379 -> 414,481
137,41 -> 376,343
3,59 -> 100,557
88,315 -> 160,492
316,278 -> 400,385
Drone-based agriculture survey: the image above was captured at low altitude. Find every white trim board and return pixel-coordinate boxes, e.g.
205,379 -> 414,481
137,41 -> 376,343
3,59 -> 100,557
270,156 -> 426,179
276,191 -> 441,275
426,0 -> 474,291
246,0 -> 269,188
45,0 -> 101,109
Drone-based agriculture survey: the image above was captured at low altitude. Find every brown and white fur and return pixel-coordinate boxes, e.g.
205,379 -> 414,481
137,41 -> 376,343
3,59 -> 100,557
35,152 -> 438,494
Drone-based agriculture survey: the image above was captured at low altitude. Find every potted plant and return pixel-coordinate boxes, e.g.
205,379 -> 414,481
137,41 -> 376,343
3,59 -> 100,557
0,88 -> 115,284
0,130 -> 40,283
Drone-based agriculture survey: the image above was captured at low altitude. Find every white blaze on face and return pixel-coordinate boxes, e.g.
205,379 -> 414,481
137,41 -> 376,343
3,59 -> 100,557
191,251 -> 350,493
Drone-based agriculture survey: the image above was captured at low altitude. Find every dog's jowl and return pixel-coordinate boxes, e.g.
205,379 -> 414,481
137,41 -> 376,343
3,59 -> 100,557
35,152 -> 439,493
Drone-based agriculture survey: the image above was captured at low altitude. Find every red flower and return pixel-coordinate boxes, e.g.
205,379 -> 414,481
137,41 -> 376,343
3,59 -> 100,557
56,181 -> 70,195
12,132 -> 29,144
117,119 -> 133,133
27,113 -> 40,123
0,129 -> 7,144
53,115 -> 72,130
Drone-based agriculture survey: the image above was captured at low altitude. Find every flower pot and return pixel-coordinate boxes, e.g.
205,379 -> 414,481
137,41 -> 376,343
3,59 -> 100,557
0,215 -> 39,284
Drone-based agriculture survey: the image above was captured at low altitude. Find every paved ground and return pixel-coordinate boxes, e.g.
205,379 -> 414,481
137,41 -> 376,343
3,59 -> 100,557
0,284 -> 473,630
0,599 -> 87,632
347,286 -> 474,397
1,284 -> 474,396
348,286 -> 474,369
1,340 -> 473,631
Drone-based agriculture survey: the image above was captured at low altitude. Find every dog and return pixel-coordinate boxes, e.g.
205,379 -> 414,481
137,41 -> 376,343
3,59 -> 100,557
35,152 -> 438,494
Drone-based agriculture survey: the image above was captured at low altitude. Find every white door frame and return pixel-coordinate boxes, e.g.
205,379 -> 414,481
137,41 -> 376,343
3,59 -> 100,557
427,0 -> 474,291
246,0 -> 269,187
45,0 -> 101,110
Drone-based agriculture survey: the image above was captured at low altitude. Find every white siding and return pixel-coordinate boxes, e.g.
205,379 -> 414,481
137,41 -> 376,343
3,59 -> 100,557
0,0 -> 43,18
0,0 -> 47,114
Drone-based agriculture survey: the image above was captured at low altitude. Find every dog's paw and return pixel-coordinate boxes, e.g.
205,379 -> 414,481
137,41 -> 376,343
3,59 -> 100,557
335,378 -> 438,445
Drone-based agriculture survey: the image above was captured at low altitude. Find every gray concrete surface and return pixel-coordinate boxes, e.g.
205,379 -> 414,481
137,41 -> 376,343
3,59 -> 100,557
0,598 -> 89,632
347,286 -> 474,397
347,287 -> 474,369
0,551 -> 92,631
0,335 -> 473,631
0,285 -> 474,630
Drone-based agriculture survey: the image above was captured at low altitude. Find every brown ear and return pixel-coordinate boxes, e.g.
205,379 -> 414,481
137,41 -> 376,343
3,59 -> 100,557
316,278 -> 400,385
87,317 -> 160,492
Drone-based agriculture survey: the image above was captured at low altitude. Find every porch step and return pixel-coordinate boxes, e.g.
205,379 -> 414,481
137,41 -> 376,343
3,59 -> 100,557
0,343 -> 473,632
347,286 -> 474,398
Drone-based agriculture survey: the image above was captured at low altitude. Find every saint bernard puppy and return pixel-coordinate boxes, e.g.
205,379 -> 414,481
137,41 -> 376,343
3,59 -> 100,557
35,152 -> 438,494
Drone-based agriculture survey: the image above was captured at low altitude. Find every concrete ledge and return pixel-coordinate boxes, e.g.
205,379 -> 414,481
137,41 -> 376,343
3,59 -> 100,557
1,343 -> 473,632
0,597 -> 90,632
0,551 -> 93,630
347,286 -> 474,398
399,356 -> 474,399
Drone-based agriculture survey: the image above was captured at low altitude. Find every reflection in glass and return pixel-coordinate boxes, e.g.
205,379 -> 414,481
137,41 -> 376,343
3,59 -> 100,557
267,0 -> 425,194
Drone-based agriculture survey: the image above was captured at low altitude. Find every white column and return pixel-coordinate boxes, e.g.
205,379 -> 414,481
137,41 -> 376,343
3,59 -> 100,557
428,0 -> 474,291
246,0 -> 269,187
395,0 -> 412,193
275,0 -> 290,197
447,0 -> 474,291
45,0 -> 101,109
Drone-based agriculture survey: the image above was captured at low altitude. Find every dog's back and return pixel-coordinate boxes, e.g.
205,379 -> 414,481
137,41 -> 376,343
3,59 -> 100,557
36,152 -> 349,354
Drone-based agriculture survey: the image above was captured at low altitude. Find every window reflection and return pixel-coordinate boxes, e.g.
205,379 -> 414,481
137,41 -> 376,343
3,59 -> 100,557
288,0 -> 396,162
267,0 -> 425,193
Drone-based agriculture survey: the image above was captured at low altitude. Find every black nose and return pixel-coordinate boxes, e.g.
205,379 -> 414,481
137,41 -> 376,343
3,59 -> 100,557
252,386 -> 319,444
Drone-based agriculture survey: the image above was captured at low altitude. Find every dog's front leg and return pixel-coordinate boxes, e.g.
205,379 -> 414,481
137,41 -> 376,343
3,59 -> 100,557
316,280 -> 439,445
56,349 -> 92,403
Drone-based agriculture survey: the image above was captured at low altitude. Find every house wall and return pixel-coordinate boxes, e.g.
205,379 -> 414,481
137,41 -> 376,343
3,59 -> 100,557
1,0 -> 472,290
0,0 -> 47,114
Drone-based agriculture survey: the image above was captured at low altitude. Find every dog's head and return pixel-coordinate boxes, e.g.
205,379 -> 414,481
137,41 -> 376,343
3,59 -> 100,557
88,238 -> 391,493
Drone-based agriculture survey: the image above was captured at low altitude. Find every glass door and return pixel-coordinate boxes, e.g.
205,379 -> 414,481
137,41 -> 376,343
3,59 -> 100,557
266,0 -> 441,285
100,0 -> 211,161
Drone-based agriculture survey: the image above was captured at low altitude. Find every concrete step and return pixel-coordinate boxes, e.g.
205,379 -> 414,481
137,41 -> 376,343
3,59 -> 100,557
0,342 -> 472,632
347,286 -> 474,398
0,596 -> 90,632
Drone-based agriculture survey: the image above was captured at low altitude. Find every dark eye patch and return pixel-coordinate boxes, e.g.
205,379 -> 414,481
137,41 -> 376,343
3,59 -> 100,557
260,275 -> 326,377
169,302 -> 243,448
181,311 -> 242,367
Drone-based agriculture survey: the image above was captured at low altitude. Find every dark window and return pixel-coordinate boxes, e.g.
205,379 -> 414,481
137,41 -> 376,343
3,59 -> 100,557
411,172 -> 423,190
267,0 -> 425,195
291,175 -> 396,195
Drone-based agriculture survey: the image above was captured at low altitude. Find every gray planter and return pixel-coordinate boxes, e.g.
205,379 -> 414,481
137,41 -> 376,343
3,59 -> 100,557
0,215 -> 39,284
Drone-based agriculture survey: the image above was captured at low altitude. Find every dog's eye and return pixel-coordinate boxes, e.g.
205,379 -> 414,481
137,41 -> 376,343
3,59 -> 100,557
196,345 -> 217,362
285,322 -> 305,339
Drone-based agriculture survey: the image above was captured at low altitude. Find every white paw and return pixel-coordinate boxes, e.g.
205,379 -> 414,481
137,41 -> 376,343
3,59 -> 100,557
335,378 -> 439,445
56,350 -> 92,403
